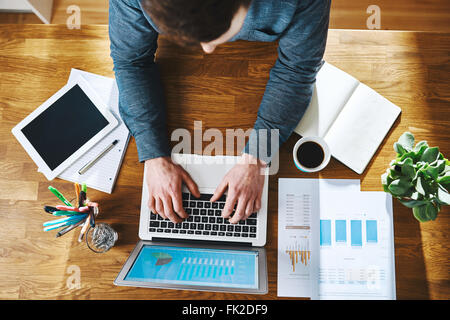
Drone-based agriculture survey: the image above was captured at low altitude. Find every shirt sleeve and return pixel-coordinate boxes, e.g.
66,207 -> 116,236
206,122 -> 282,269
109,0 -> 170,162
244,0 -> 331,164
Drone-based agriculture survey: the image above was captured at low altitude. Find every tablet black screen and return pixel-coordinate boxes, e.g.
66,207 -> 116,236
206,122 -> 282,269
21,84 -> 110,170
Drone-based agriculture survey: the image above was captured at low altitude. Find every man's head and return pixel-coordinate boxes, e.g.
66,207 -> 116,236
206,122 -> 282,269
141,0 -> 251,53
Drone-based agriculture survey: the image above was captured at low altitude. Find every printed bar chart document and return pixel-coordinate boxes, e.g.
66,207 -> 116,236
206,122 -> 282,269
277,178 -> 360,299
278,178 -> 396,300
318,191 -> 396,300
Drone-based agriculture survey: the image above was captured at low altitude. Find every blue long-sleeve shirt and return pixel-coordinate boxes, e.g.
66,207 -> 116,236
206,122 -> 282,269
109,0 -> 330,163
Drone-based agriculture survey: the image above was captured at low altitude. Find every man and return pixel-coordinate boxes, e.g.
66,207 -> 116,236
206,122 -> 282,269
109,0 -> 330,224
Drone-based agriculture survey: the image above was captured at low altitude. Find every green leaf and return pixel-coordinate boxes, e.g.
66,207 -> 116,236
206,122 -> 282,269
441,182 -> 450,191
388,178 -> 412,196
397,132 -> 415,151
394,143 -> 407,156
414,140 -> 428,151
426,166 -> 439,180
420,147 -> 440,163
435,160 -> 446,174
437,185 -> 450,205
437,172 -> 450,185
424,203 -> 438,221
416,177 -> 426,195
399,151 -> 418,162
398,199 -> 427,208
414,145 -> 428,161
411,191 -> 421,200
389,168 -> 401,180
381,172 -> 388,186
401,158 -> 416,179
413,205 -> 429,222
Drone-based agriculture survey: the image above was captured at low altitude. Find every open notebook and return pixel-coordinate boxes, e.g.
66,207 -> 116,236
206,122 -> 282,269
294,62 -> 401,174
55,69 -> 130,193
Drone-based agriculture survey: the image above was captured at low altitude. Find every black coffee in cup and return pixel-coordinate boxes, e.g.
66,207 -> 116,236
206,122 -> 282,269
296,141 -> 325,169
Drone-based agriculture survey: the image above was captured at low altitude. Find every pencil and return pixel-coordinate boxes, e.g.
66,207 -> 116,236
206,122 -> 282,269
78,215 -> 91,242
74,183 -> 81,208
56,219 -> 86,238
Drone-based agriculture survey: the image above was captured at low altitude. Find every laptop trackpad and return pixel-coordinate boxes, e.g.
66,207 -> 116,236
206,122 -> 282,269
186,161 -> 235,190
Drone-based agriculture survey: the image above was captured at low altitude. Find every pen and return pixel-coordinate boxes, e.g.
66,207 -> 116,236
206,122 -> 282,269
78,140 -> 118,175
74,183 -> 81,208
48,186 -> 73,207
52,210 -> 85,216
56,205 -> 90,212
89,208 -> 95,227
44,206 -> 58,214
44,217 -> 86,232
78,215 -> 91,242
56,219 -> 86,238
43,214 -> 87,227
79,190 -> 86,207
44,222 -> 69,232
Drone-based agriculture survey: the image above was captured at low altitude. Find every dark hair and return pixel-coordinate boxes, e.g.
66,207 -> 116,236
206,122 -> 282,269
141,0 -> 252,44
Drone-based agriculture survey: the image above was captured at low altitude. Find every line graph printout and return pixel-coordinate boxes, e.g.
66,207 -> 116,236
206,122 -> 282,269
277,179 -> 360,298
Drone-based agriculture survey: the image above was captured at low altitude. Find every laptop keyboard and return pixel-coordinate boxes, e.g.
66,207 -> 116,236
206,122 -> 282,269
148,192 -> 258,238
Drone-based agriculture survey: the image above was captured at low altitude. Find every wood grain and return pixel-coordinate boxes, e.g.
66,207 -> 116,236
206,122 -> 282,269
2,0 -> 450,32
0,25 -> 448,300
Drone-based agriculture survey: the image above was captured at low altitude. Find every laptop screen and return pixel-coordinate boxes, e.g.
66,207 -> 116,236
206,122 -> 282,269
124,245 -> 259,289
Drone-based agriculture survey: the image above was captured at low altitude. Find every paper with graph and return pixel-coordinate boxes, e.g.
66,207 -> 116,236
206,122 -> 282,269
277,178 -> 396,299
317,191 -> 396,300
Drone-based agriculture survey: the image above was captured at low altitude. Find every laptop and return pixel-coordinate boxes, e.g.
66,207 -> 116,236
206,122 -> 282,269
114,153 -> 269,294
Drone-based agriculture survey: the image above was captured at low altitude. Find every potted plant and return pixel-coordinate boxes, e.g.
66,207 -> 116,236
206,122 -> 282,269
381,132 -> 449,222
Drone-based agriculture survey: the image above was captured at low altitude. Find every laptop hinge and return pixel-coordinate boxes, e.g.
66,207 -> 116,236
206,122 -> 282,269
151,237 -> 252,247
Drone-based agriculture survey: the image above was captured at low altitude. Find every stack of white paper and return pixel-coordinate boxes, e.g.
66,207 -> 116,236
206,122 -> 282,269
57,69 -> 130,193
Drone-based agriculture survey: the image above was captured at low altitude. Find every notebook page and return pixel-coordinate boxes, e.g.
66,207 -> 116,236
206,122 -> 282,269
324,83 -> 401,174
57,69 -> 130,193
294,62 -> 360,137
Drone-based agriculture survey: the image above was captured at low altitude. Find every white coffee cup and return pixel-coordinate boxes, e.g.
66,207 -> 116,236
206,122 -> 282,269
293,136 -> 331,172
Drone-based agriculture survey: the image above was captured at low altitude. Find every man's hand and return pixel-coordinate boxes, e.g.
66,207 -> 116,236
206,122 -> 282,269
145,157 -> 200,223
211,153 -> 266,224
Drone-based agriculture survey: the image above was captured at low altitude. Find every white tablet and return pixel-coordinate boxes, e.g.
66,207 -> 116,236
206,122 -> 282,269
11,76 -> 118,180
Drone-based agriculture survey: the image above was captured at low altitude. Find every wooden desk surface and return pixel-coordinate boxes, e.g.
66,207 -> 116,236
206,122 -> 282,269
0,25 -> 448,300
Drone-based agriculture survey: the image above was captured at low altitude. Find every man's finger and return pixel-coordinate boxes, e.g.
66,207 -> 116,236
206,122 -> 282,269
244,198 -> 255,219
155,197 -> 167,219
171,188 -> 188,219
222,192 -> 237,218
162,196 -> 181,223
182,170 -> 200,198
230,197 -> 247,224
148,196 -> 155,213
211,178 -> 228,202
254,196 -> 262,212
